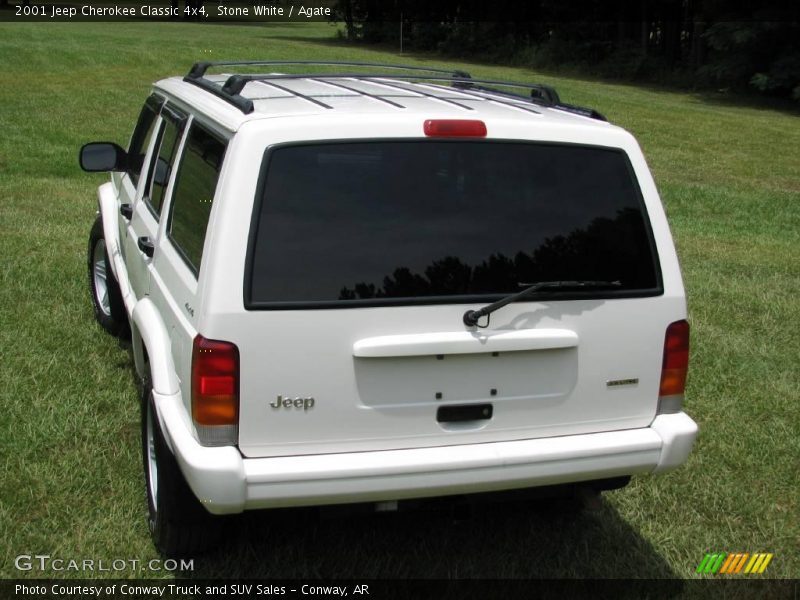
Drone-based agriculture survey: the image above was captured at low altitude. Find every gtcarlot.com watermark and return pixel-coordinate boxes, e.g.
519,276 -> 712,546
14,554 -> 194,573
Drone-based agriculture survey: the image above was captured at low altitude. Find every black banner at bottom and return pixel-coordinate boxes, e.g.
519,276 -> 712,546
2,579 -> 798,600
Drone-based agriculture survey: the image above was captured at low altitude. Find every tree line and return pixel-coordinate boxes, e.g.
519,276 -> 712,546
333,0 -> 800,103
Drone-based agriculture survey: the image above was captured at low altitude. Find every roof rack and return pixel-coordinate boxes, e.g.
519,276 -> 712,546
454,82 -> 606,120
186,60 -> 471,80
182,61 -> 606,121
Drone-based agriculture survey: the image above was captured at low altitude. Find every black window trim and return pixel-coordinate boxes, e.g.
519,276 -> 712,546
165,119 -> 228,278
243,138 -> 664,311
125,94 -> 165,189
142,104 -> 189,221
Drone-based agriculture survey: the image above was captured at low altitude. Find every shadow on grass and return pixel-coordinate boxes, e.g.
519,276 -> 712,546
177,491 -> 681,582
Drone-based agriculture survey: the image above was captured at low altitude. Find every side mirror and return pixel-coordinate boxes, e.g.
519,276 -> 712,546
79,142 -> 128,172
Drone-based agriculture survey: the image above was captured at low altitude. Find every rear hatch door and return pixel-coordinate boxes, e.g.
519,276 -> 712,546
234,140 -> 666,457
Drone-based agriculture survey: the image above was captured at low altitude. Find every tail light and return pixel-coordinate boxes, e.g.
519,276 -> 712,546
658,320 -> 690,414
192,335 -> 239,446
423,119 -> 487,137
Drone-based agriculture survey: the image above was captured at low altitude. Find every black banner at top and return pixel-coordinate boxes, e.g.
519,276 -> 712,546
1,1 -> 335,23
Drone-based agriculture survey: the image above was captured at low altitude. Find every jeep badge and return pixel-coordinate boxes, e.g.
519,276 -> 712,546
270,395 -> 315,411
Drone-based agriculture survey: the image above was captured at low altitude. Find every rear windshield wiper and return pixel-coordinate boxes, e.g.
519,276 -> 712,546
463,280 -> 622,327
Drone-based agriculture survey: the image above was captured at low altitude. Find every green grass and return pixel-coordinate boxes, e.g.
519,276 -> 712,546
1,22 -> 798,581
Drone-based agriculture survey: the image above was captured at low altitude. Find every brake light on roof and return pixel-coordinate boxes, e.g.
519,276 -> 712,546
423,119 -> 487,137
192,335 -> 239,445
658,320 -> 690,414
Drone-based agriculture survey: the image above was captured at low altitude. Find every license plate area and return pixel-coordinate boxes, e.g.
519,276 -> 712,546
354,348 -> 577,407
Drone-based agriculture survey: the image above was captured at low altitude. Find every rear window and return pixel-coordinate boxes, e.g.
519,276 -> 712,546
246,141 -> 661,308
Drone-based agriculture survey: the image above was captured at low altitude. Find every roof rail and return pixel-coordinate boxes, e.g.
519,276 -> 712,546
451,81 -> 606,120
186,60 -> 471,80
182,61 -> 606,121
453,80 -> 560,104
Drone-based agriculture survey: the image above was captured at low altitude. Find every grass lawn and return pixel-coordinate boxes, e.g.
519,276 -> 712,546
1,21 -> 798,581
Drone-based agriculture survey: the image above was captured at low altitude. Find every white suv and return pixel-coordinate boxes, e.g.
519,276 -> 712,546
80,61 -> 698,556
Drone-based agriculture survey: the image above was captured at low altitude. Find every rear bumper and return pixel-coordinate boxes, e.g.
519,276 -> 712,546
155,392 -> 697,515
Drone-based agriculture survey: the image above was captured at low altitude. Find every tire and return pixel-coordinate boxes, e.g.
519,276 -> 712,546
87,216 -> 128,337
141,378 -> 224,556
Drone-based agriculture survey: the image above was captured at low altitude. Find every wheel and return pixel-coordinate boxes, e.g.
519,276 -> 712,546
141,378 -> 224,556
87,216 -> 128,337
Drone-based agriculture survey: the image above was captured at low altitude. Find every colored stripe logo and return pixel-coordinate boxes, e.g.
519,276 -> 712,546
696,552 -> 773,575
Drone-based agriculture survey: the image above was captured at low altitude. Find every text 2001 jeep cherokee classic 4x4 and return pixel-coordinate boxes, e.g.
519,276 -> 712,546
80,61 -> 698,555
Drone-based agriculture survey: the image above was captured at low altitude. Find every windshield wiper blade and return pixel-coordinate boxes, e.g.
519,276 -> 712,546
462,280 -> 622,327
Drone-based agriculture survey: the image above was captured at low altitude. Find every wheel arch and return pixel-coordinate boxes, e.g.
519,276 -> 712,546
132,298 -> 180,396
97,182 -> 138,319
130,319 -> 148,382
96,182 -> 122,282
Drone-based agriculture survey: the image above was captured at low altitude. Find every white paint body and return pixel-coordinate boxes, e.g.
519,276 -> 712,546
98,73 -> 697,514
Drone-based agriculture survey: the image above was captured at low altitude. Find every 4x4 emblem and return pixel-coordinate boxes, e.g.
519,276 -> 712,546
270,395 -> 315,411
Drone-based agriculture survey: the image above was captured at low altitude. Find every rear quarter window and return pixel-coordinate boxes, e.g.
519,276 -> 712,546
167,123 -> 226,274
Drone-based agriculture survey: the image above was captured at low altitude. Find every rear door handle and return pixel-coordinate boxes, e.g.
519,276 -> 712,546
137,236 -> 155,258
120,203 -> 133,220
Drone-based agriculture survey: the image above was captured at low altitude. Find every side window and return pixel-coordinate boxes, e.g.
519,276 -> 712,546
145,110 -> 184,218
167,124 -> 227,274
126,96 -> 161,188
